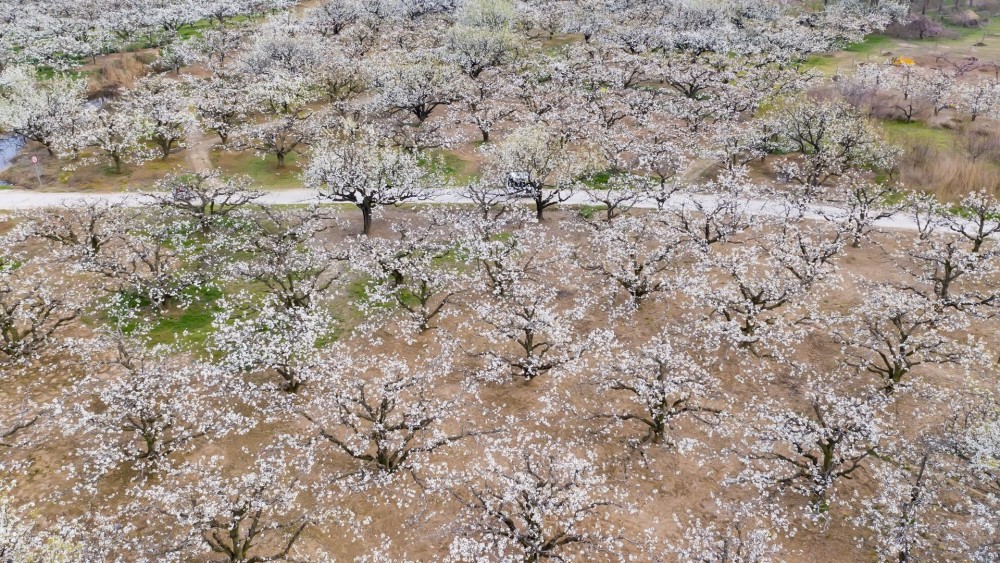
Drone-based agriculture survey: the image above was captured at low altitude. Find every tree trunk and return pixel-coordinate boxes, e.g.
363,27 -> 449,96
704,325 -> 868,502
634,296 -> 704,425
361,204 -> 373,236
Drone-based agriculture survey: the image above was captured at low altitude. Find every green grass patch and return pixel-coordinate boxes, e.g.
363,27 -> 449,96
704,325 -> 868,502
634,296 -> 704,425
930,18 -> 1000,47
212,151 -> 304,190
314,326 -> 343,349
844,34 -> 893,55
947,203 -> 1000,221
801,18 -> 1000,77
799,34 -> 892,75
800,53 -> 842,75
800,34 -> 892,74
177,19 -> 217,42
882,120 -> 956,150
98,285 -> 224,349
394,288 -> 423,310
35,67 -> 85,80
578,204 -> 607,220
423,149 -> 480,183
581,170 -> 618,189
147,286 -> 224,347
177,15 -> 257,42
881,190 -> 907,206
345,276 -> 375,306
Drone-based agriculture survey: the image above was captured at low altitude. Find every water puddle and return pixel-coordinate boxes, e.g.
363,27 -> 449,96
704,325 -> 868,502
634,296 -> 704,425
0,135 -> 26,186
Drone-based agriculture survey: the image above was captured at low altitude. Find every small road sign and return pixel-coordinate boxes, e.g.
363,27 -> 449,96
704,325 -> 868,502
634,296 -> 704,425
31,155 -> 42,188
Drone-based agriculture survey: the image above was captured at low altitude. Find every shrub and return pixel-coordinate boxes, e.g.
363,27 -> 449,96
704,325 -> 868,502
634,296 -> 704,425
885,15 -> 948,40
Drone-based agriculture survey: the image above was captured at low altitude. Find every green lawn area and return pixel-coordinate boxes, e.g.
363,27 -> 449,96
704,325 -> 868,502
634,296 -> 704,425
211,151 -> 305,190
882,120 -> 956,150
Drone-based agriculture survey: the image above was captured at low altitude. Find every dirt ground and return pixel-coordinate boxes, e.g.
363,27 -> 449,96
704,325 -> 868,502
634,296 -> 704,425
1,203 -> 992,561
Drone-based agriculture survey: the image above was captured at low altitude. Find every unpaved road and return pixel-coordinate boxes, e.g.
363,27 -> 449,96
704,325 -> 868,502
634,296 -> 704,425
0,187 -> 932,231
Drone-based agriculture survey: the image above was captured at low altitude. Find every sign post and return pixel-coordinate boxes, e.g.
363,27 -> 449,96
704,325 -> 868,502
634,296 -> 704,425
31,155 -> 42,188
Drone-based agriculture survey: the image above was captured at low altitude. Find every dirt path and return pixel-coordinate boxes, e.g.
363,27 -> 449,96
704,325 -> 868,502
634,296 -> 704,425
185,128 -> 217,175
